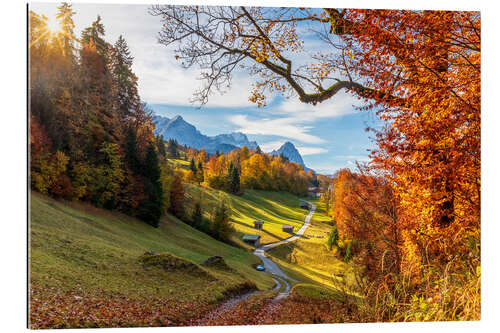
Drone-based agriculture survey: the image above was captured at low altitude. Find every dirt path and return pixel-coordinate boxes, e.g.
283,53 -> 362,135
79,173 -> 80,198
196,201 -> 315,324
254,200 -> 316,300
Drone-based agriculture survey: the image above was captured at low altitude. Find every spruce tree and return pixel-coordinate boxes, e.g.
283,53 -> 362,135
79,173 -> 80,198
81,15 -> 107,58
211,202 -> 233,242
138,144 -> 163,227
228,162 -> 240,194
110,35 -> 138,120
189,158 -> 197,173
167,139 -> 179,158
56,2 -> 76,60
124,125 -> 141,174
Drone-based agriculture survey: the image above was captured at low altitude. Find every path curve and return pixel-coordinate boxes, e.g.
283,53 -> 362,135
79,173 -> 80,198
253,200 -> 316,300
196,200 -> 316,324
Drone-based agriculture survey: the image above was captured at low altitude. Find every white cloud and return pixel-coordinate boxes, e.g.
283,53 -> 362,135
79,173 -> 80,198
297,146 -> 328,156
229,114 -> 325,144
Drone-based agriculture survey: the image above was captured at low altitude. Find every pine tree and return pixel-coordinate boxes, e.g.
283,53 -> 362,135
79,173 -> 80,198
228,162 -> 240,194
211,201 -> 233,242
255,146 -> 262,154
189,158 -> 197,173
55,2 -> 76,59
110,35 -> 139,120
138,144 -> 163,227
124,125 -> 141,174
81,15 -> 108,58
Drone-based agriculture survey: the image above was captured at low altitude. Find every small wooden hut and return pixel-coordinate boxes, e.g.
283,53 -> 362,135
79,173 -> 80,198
242,234 -> 261,247
253,220 -> 264,230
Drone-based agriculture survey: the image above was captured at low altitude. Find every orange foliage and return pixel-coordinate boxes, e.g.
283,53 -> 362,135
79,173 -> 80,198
338,10 -> 480,271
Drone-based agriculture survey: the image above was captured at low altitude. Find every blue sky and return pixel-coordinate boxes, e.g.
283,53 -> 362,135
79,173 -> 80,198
31,2 -> 382,175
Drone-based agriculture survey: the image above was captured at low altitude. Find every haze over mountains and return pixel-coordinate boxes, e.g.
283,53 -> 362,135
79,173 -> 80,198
153,114 -> 309,170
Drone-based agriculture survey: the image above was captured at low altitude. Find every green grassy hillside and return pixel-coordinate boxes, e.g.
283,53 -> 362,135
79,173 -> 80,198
29,192 -> 278,327
184,184 -> 309,248
168,158 -> 191,170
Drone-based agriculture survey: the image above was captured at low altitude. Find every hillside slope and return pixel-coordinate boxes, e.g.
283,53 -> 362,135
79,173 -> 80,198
184,184 -> 309,248
29,192 -> 274,328
266,198 -> 359,294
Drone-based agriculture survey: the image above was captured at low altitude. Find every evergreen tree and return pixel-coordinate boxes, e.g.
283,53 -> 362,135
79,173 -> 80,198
156,135 -> 166,158
197,160 -> 204,183
138,144 -> 163,227
211,201 -> 233,242
55,3 -> 76,59
124,125 -> 141,174
110,35 -> 139,120
255,146 -> 262,154
167,138 -> 179,158
189,158 -> 197,173
327,225 -> 339,250
228,162 -> 240,194
279,153 -> 289,163
81,15 -> 108,58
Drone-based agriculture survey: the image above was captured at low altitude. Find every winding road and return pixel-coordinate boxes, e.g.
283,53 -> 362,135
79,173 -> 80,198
253,200 -> 316,300
196,200 -> 316,324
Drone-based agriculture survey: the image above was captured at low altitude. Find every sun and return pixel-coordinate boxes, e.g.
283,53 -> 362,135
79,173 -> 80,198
46,16 -> 62,34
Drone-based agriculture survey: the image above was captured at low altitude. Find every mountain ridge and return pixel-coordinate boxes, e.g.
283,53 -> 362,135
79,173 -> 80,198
153,114 -> 258,154
153,114 -> 310,171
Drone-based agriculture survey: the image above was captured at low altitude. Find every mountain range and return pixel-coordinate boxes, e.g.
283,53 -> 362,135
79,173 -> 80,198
153,115 -> 258,154
153,114 -> 309,170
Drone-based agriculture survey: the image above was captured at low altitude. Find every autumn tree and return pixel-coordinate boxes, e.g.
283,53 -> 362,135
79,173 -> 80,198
169,171 -> 185,219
